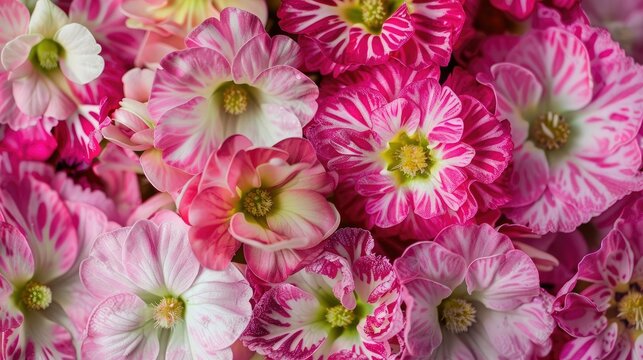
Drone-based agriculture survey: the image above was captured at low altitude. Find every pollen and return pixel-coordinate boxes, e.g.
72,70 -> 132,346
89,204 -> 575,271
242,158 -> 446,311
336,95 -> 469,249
222,85 -> 249,115
33,39 -> 61,71
439,298 -> 477,334
21,281 -> 52,311
243,188 -> 273,217
153,297 -> 185,329
361,0 -> 388,31
531,111 -> 571,151
618,291 -> 643,331
325,304 -> 355,328
395,144 -> 430,177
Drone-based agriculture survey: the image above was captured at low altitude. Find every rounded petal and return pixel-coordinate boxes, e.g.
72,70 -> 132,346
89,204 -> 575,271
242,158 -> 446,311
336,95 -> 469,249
507,142 -> 549,208
140,149 -> 192,193
29,0 -> 69,37
434,224 -> 514,265
232,34 -> 302,84
0,0 -> 29,49
1,34 -> 42,71
394,241 -> 466,289
55,23 -> 104,84
0,222 -> 34,283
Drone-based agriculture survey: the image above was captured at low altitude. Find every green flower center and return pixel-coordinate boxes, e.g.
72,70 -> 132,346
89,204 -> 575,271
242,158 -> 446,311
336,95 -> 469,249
618,291 -> 643,331
31,39 -> 62,71
153,297 -> 185,329
243,188 -> 273,217
325,304 -> 355,328
530,111 -> 570,151
382,131 -> 433,184
21,281 -> 52,311
222,84 -> 249,115
439,298 -> 477,334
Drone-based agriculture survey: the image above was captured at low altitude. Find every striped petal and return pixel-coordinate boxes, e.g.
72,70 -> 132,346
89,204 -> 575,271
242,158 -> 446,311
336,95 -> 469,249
3,313 -> 75,360
434,224 -> 514,265
559,323 -> 618,360
489,0 -> 536,20
505,188 -> 587,234
232,34 -> 303,84
507,142 -> 549,208
394,241 -> 466,288
0,222 -> 34,284
0,274 -> 22,332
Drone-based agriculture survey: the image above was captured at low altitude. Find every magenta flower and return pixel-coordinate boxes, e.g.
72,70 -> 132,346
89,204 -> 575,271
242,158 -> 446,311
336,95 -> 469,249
242,228 -> 403,359
177,135 -> 340,283
394,224 -> 555,359
148,8 -> 318,175
277,0 -> 465,75
552,198 -> 643,359
482,20 -> 643,234
80,212 -> 253,359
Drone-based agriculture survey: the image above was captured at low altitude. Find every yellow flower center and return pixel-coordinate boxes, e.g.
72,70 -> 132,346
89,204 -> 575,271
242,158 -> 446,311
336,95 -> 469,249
395,144 -> 430,177
618,291 -> 643,331
361,0 -> 388,31
21,281 -> 52,311
439,298 -> 477,333
325,305 -> 355,328
243,188 -> 273,217
382,131 -> 433,184
32,39 -> 61,71
531,111 -> 571,151
222,84 -> 249,115
153,297 -> 184,329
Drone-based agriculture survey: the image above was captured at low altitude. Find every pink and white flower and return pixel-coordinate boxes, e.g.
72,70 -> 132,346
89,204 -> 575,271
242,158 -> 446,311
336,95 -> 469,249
177,135 -> 340,283
552,198 -> 643,359
242,228 -> 403,360
307,61 -> 512,239
481,19 -> 643,234
148,8 -> 318,174
80,211 -> 253,359
394,223 -> 555,359
277,0 -> 465,75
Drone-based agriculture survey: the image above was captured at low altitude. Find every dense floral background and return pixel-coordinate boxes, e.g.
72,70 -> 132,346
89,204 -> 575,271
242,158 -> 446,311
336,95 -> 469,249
0,0 -> 642,359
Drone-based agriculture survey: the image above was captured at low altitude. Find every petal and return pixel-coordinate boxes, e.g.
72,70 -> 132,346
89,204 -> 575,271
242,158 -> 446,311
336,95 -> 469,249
0,275 -> 23,332
434,223 -> 514,265
507,142 -> 549,207
325,227 -> 375,264
489,0 -> 536,20
29,0 -> 69,37
370,98 -> 421,142
0,222 -> 34,283
1,34 -> 42,72
10,69 -> 51,117
244,245 -> 322,283
232,34 -> 302,84
54,105 -> 102,162
356,174 -> 411,227
0,0 -> 29,49
54,23 -> 104,84
553,293 -> 608,338
394,241 -> 466,289
140,149 -> 192,193
82,293 -> 159,359
559,323 -> 618,360
3,312 -> 75,360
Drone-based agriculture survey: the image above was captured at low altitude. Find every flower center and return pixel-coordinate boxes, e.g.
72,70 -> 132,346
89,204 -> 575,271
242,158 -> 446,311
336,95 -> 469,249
243,188 -> 273,217
618,291 -> 643,331
439,298 -> 477,333
21,281 -> 52,311
361,0 -> 388,31
531,111 -> 570,151
153,297 -> 185,329
383,131 -> 433,184
222,84 -> 249,115
31,39 -> 62,71
395,144 -> 429,177
325,305 -> 355,328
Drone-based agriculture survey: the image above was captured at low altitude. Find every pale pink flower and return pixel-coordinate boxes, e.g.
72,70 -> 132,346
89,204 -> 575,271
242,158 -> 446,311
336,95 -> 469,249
177,135 -> 340,283
80,212 -> 253,359
394,224 -> 555,359
481,17 -> 643,234
148,8 -> 318,174
277,0 -> 465,76
242,228 -> 403,360
552,198 -> 643,359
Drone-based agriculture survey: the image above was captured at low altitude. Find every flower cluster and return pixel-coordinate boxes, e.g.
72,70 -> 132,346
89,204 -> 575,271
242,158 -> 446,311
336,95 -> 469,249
0,0 -> 642,359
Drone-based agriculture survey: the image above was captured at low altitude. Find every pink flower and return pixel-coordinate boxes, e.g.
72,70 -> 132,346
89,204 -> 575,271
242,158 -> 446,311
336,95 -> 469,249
552,198 -> 643,359
177,135 -> 340,283
394,224 -> 555,359
481,19 -> 643,234
242,228 -> 403,360
307,60 -> 512,239
80,211 -> 253,359
148,8 -> 318,174
0,169 -> 111,358
277,0 -> 465,75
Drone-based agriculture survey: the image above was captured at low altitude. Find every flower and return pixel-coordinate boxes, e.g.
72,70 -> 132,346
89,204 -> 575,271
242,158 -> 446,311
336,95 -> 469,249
0,0 -> 104,123
552,198 -> 643,359
394,224 -> 555,358
277,0 -> 465,75
79,211 -> 253,359
481,19 -> 643,234
148,8 -> 318,174
241,228 -> 403,359
307,61 -> 512,239
177,135 -> 340,283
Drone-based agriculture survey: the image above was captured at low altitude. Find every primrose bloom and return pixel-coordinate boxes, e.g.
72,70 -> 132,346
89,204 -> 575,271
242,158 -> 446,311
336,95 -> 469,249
394,224 -> 555,359
0,0 -> 104,124
178,135 -> 340,283
242,228 -> 403,359
80,212 -> 253,359
148,8 -> 318,174
552,198 -> 643,359
483,21 -> 643,233
277,0 -> 465,75
307,61 -> 512,239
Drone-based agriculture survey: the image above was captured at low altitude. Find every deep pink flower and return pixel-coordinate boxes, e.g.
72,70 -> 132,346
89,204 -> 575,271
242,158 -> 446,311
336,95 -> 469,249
307,60 -> 512,239
394,224 -> 555,358
552,198 -> 643,359
242,228 -> 403,360
177,135 -> 340,283
277,0 -> 465,76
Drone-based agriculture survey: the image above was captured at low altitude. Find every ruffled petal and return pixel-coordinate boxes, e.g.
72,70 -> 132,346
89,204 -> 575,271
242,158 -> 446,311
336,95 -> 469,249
394,241 -> 466,289
232,34 -> 302,84
434,224 -> 514,265
507,142 -> 549,207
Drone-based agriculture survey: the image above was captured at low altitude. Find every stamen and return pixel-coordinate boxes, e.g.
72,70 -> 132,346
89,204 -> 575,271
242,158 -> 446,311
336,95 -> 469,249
361,0 -> 388,31
394,144 -> 430,177
153,297 -> 185,329
618,291 -> 643,331
33,39 -> 61,71
325,305 -> 355,328
222,85 -> 249,115
439,298 -> 477,333
243,188 -> 273,217
21,281 -> 52,311
531,111 -> 570,150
